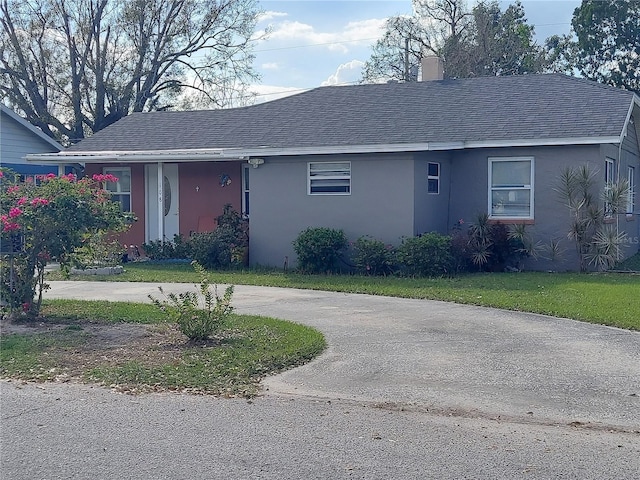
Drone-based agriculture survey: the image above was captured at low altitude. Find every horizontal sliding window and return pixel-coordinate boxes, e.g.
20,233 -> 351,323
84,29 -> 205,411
308,162 -> 351,195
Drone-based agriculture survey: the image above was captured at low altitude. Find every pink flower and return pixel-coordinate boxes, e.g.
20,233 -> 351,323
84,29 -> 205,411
31,197 -> 50,207
92,173 -> 118,183
0,171 -> 4,178
17,197 -> 27,206
7,186 -> 20,194
9,207 -> 22,218
1,221 -> 21,232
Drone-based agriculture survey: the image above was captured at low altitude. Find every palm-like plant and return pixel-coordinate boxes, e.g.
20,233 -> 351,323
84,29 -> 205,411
556,165 -> 629,272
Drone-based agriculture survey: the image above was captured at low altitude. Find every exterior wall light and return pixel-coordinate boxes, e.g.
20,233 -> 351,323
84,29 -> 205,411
247,158 -> 264,168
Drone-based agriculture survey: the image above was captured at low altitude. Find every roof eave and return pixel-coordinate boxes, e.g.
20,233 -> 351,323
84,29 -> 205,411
620,94 -> 640,144
25,136 -> 621,164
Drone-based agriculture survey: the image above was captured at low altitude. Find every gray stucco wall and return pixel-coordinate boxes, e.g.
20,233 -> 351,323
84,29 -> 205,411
449,145 -> 609,271
249,153 -> 416,268
618,112 -> 640,256
249,134 -> 640,270
413,151 -> 451,235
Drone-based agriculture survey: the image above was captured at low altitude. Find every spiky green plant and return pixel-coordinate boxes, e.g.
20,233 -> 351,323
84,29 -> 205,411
556,165 -> 630,272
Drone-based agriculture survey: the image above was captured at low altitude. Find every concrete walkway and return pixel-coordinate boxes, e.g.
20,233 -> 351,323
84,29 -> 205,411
42,281 -> 640,431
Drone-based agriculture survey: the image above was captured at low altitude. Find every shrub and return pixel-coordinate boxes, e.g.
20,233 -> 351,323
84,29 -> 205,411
142,205 -> 247,268
142,234 -> 191,260
396,232 -> 453,277
0,170 -> 130,317
189,229 -> 237,269
352,236 -> 395,275
292,227 -> 348,273
464,213 -> 532,272
149,261 -> 234,341
71,232 -> 125,269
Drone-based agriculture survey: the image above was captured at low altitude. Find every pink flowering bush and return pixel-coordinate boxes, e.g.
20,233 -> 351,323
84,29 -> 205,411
0,169 -> 132,318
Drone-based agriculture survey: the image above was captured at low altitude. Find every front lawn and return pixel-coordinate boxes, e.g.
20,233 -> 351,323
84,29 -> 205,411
1,300 -> 326,396
50,263 -> 640,330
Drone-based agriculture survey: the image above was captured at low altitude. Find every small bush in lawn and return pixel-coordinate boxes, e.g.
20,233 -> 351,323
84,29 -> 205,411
352,236 -> 395,275
149,261 -> 234,341
293,227 -> 348,273
396,232 -> 453,277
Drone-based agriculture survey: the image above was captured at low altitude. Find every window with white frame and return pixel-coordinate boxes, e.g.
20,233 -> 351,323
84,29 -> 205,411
308,162 -> 351,195
628,166 -> 635,215
427,162 -> 440,194
488,157 -> 534,219
104,167 -> 131,212
242,164 -> 250,217
605,158 -> 615,185
604,158 -> 615,217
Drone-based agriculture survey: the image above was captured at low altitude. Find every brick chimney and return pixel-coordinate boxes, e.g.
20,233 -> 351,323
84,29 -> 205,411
421,55 -> 444,81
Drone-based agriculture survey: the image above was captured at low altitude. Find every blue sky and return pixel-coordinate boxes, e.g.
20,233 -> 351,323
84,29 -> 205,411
250,0 -> 580,101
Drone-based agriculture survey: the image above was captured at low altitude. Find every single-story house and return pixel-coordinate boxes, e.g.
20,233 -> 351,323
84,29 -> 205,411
1,105 -> 66,179
27,68 -> 640,271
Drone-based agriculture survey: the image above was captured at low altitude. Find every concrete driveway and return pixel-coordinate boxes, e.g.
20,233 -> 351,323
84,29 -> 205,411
42,281 -> 640,431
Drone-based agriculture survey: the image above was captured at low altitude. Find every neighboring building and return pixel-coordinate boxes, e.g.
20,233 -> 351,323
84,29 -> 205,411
1,105 -> 64,178
27,70 -> 640,271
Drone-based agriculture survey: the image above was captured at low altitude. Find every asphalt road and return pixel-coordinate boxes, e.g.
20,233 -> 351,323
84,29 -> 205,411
2,281 -> 639,479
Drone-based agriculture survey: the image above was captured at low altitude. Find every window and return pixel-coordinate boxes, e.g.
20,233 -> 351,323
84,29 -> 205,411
628,166 -> 635,215
427,162 -> 440,194
605,158 -> 615,185
604,158 -> 615,218
308,162 -> 350,195
488,157 -> 534,219
242,164 -> 250,217
104,167 -> 131,212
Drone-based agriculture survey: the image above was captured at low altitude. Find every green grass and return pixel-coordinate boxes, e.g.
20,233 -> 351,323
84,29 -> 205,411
87,315 -> 325,396
39,299 -> 167,324
0,328 -> 88,381
49,262 -> 640,330
1,300 -> 326,396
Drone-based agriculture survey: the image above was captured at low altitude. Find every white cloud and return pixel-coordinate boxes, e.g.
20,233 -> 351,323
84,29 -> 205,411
261,62 -> 280,70
266,18 -> 387,54
257,11 -> 288,23
321,60 -> 365,86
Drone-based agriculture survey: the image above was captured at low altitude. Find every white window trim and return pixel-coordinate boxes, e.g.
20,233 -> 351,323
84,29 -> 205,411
242,164 -> 250,218
604,158 -> 616,218
627,166 -> 635,215
487,156 -> 534,220
605,158 -> 615,185
308,161 -> 351,195
427,162 -> 440,195
103,167 -> 132,212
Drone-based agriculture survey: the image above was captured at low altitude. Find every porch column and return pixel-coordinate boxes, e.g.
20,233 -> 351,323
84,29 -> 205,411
157,162 -> 164,241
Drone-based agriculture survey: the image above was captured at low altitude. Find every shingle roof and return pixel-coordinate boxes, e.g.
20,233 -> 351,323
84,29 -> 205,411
67,73 -> 636,153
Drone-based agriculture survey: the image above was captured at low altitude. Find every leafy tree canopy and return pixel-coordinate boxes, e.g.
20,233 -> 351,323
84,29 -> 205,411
0,0 -> 263,144
361,0 -> 544,82
546,0 -> 639,94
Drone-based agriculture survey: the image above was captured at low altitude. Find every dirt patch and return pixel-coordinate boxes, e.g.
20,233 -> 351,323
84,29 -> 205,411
1,317 -> 189,383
